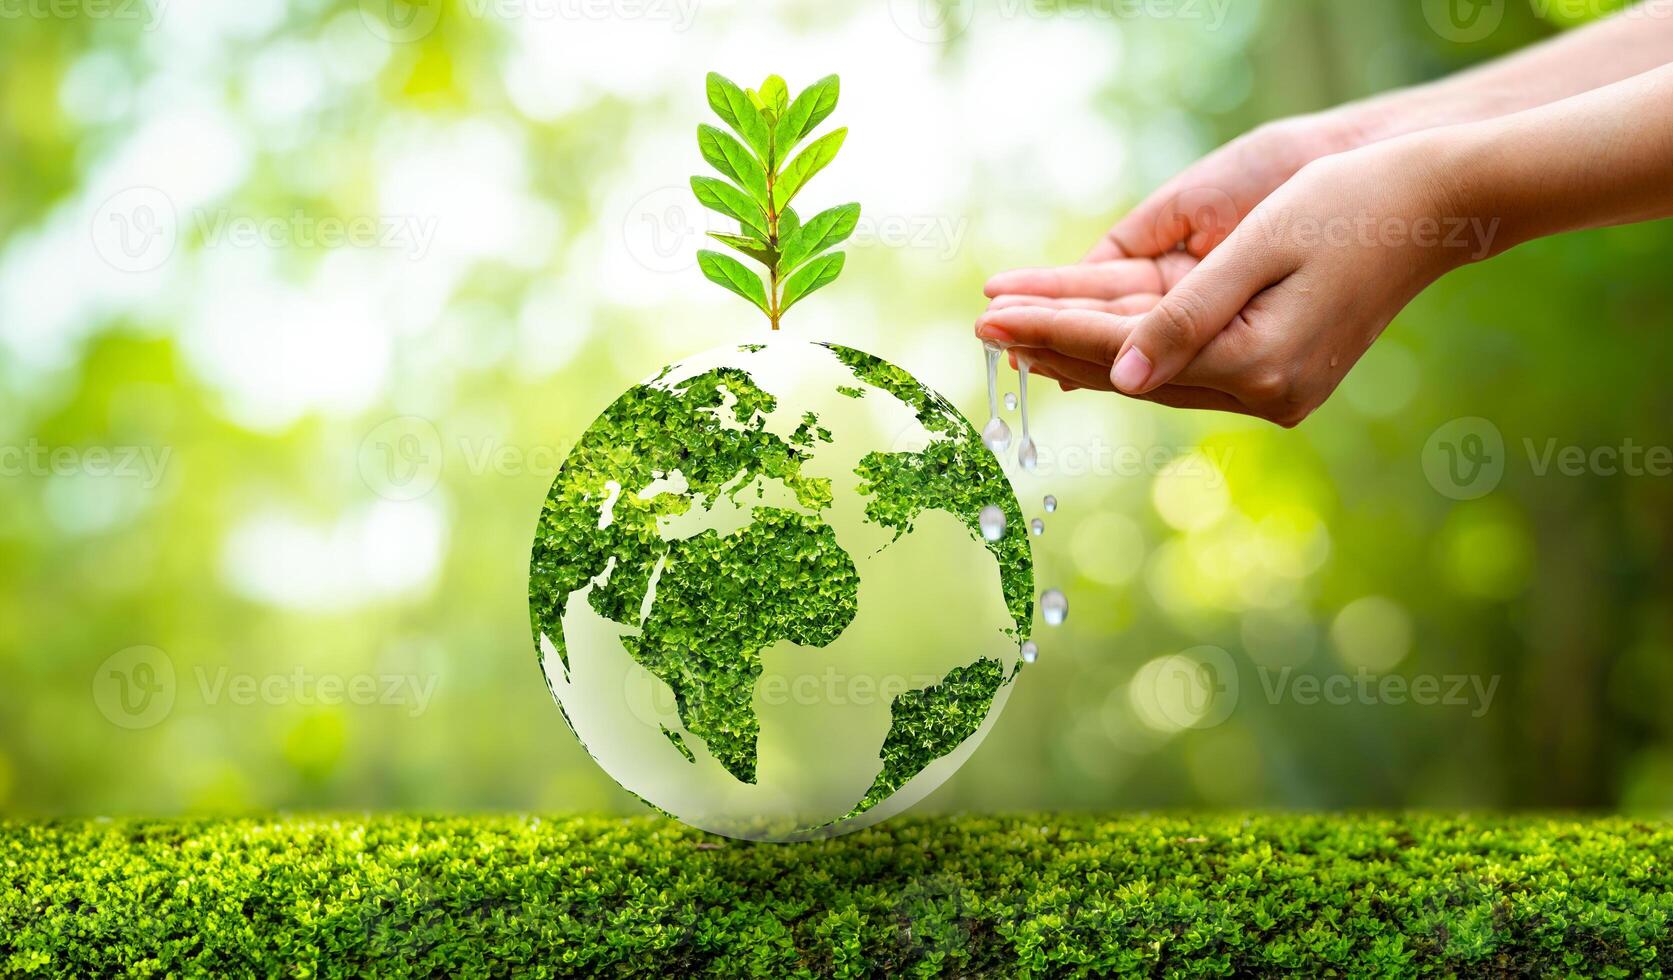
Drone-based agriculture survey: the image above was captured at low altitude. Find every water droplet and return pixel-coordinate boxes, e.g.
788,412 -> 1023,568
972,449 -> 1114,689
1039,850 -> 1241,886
1030,518 -> 1044,536
981,341 -> 1011,454
1017,436 -> 1038,471
982,417 -> 1012,453
1020,640 -> 1038,664
1040,588 -> 1068,626
1004,392 -> 1018,411
1015,356 -> 1039,471
1043,495 -> 1057,513
979,505 -> 1006,542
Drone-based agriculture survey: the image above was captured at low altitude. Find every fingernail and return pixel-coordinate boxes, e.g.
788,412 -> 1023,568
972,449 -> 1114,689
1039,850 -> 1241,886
975,322 -> 1015,344
1112,347 -> 1151,392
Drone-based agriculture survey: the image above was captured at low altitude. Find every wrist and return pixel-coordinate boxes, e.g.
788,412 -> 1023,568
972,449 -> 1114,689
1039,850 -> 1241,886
1329,81 -> 1518,148
1391,126 -> 1513,273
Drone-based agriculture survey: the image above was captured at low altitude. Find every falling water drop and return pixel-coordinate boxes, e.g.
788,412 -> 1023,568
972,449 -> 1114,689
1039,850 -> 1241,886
983,417 -> 1012,453
1040,589 -> 1068,626
1004,391 -> 1018,411
981,341 -> 1012,453
1020,640 -> 1038,664
1016,355 -> 1038,470
979,505 -> 1006,542
1030,518 -> 1044,536
1043,495 -> 1057,513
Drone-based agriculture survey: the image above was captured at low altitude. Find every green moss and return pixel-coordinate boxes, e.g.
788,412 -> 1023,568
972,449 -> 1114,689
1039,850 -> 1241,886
10,814 -> 1673,977
661,725 -> 696,764
835,384 -> 865,399
789,410 -> 833,449
843,658 -> 1004,820
624,508 -> 859,783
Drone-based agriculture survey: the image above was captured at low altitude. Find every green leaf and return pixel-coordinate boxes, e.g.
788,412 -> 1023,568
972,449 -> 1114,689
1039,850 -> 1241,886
772,128 -> 847,212
779,206 -> 801,243
698,250 -> 770,315
759,75 -> 789,115
697,125 -> 768,209
780,203 -> 859,272
773,75 -> 839,158
690,176 -> 769,240
780,251 -> 845,313
707,231 -> 774,266
705,72 -> 772,161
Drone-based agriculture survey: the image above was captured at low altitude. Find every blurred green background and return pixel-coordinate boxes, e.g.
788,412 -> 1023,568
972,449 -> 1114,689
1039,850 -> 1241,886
3,0 -> 1671,817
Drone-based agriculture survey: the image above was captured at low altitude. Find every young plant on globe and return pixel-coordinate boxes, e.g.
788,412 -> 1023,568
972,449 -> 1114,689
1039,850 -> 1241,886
528,72 -> 1035,841
693,72 -> 855,331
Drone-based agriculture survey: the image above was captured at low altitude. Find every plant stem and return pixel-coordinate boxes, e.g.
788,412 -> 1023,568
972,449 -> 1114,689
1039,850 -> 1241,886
765,145 -> 781,330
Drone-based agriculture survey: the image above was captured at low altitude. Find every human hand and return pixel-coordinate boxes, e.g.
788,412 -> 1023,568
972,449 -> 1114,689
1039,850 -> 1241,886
1081,111 -> 1364,261
977,111 -> 1364,393
976,131 -> 1482,426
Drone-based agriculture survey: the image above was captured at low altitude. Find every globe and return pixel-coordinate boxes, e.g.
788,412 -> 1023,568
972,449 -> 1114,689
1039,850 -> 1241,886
528,338 -> 1035,840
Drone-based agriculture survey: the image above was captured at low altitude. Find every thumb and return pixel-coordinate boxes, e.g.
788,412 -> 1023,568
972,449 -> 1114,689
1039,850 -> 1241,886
1091,181 -> 1241,261
1109,226 -> 1291,394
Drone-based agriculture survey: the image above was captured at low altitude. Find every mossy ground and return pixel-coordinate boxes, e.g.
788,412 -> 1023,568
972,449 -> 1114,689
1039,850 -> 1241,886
6,813 -> 1671,977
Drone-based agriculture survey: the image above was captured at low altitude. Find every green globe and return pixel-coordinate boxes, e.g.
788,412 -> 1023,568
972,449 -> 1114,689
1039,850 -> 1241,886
528,338 -> 1034,840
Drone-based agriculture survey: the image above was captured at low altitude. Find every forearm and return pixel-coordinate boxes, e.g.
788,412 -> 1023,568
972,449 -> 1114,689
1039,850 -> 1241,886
1327,0 -> 1673,145
1434,61 -> 1673,259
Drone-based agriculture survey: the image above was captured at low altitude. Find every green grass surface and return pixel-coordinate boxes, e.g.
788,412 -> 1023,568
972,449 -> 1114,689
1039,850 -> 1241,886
4,813 -> 1670,977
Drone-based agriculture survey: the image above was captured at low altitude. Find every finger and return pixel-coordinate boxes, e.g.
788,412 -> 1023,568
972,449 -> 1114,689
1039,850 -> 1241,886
1131,384 -> 1252,417
1098,179 -> 1242,260
1011,338 -> 1234,392
986,293 -> 1163,316
1009,347 -> 1117,392
978,306 -> 1134,364
984,260 -> 1166,300
1080,237 -> 1125,263
1109,225 -> 1294,394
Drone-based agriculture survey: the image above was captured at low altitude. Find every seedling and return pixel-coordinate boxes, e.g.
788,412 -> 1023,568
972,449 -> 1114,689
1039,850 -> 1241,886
693,72 -> 858,330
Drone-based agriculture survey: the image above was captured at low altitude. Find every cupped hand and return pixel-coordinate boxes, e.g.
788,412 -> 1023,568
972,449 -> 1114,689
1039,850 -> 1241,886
980,252 -> 1195,391
977,112 -> 1362,393
976,132 -> 1476,426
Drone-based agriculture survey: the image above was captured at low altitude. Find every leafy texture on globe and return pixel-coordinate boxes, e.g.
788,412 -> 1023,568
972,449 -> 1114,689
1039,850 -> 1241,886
529,339 -> 1032,839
